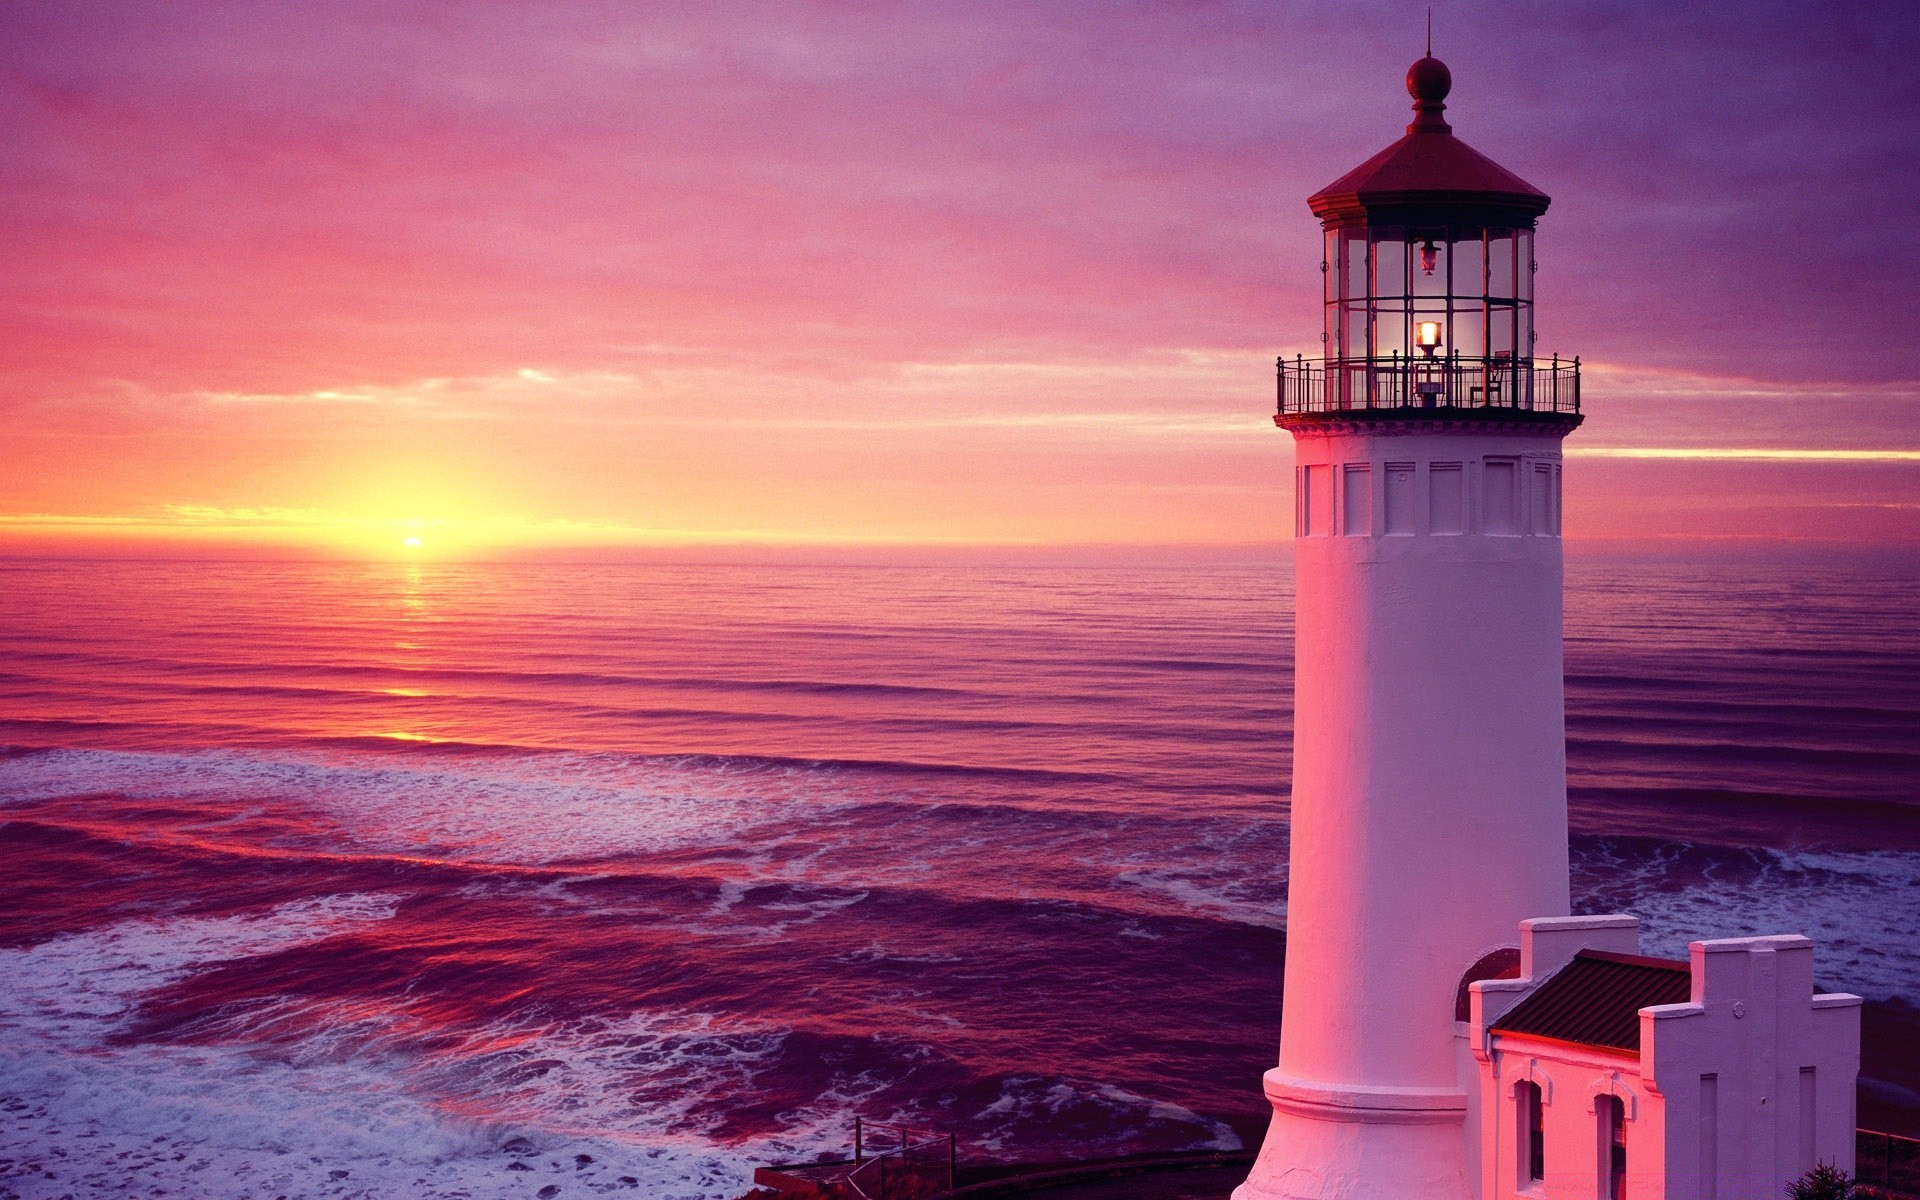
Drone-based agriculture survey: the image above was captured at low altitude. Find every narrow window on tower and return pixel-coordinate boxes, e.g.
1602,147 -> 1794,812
1300,465 -> 1332,537
1532,464 -> 1554,535
1342,465 -> 1371,536
1517,1080 -> 1545,1185
1430,463 -> 1464,535
1484,459 -> 1519,535
1384,463 -> 1415,535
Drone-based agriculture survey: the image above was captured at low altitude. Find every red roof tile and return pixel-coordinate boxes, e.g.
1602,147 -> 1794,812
1491,951 -> 1692,1054
1308,128 -> 1549,221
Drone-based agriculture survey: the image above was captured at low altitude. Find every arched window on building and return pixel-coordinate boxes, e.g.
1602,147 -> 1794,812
1516,1080 -> 1544,1184
1598,1095 -> 1626,1200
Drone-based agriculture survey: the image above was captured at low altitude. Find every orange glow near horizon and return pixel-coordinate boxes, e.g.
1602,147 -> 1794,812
2,355 -> 1916,561
1,8 -> 1915,560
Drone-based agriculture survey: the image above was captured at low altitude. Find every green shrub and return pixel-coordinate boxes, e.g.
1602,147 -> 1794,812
1787,1161 -> 1856,1200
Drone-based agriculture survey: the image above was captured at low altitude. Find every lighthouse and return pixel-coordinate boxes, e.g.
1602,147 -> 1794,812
1235,52 -> 1583,1200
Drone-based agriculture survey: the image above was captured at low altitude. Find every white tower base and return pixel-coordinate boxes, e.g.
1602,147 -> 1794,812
1235,1073 -> 1467,1199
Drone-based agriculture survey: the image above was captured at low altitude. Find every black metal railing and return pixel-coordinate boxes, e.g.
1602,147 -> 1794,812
1275,354 -> 1580,419
847,1118 -> 956,1200
1859,1128 -> 1920,1196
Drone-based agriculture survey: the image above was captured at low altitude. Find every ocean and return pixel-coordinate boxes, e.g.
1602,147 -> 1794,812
1,557 -> 1916,1199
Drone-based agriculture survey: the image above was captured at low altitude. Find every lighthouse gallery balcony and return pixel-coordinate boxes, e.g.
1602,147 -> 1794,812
1274,353 -> 1580,419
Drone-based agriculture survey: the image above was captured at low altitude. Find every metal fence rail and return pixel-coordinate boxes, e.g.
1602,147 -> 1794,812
758,1126 -> 1910,1199
1276,354 -> 1580,418
1859,1128 -> 1920,1196
846,1118 -> 956,1200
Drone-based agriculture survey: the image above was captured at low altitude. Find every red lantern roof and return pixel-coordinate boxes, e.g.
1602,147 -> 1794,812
1308,56 -> 1550,226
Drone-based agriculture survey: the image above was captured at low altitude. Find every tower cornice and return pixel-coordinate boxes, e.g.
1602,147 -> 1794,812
1277,412 -> 1584,438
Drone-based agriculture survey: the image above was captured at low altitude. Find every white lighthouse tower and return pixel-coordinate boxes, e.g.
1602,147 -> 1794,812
1236,53 -> 1584,1200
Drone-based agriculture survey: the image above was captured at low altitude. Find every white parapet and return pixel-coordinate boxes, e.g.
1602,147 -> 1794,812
1641,936 -> 1863,1196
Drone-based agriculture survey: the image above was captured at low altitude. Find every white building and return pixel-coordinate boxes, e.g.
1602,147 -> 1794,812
1468,916 -> 1860,1199
1233,53 -> 1861,1200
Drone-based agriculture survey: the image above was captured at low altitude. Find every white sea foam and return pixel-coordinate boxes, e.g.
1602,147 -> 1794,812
972,1077 -> 1240,1157
1574,841 -> 1920,1002
1111,865 -> 1289,928
1103,818 -> 1292,928
0,897 -> 814,1200
669,882 -> 872,940
422,1006 -> 891,1158
0,746 -> 851,867
0,895 -> 394,1030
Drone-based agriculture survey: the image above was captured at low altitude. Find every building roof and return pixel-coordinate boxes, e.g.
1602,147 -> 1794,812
1307,56 -> 1550,227
1491,950 -> 1692,1054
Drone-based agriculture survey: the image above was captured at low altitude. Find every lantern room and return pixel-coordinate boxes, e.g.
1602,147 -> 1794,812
1277,54 -> 1579,419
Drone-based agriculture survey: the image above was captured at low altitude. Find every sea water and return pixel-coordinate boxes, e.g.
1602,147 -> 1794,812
1,558 -> 1916,1199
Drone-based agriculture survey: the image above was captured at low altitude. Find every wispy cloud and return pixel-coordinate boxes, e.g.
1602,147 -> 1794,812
1581,363 -> 1920,403
1571,448 -> 1920,462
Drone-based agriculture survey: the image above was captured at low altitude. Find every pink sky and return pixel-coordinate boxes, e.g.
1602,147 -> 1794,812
3,2 -> 1916,559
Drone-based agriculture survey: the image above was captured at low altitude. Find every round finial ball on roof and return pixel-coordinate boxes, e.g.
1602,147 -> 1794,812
1407,55 -> 1452,102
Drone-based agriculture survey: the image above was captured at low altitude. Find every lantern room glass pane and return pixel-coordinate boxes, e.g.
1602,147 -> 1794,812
1374,300 -> 1407,357
1489,302 -> 1517,358
1323,234 -> 1338,353
1518,230 -> 1534,305
1460,229 -> 1486,295
1489,231 -> 1516,300
1373,235 -> 1407,301
1453,306 -> 1485,357
1341,229 -> 1368,303
1343,302 -> 1369,360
